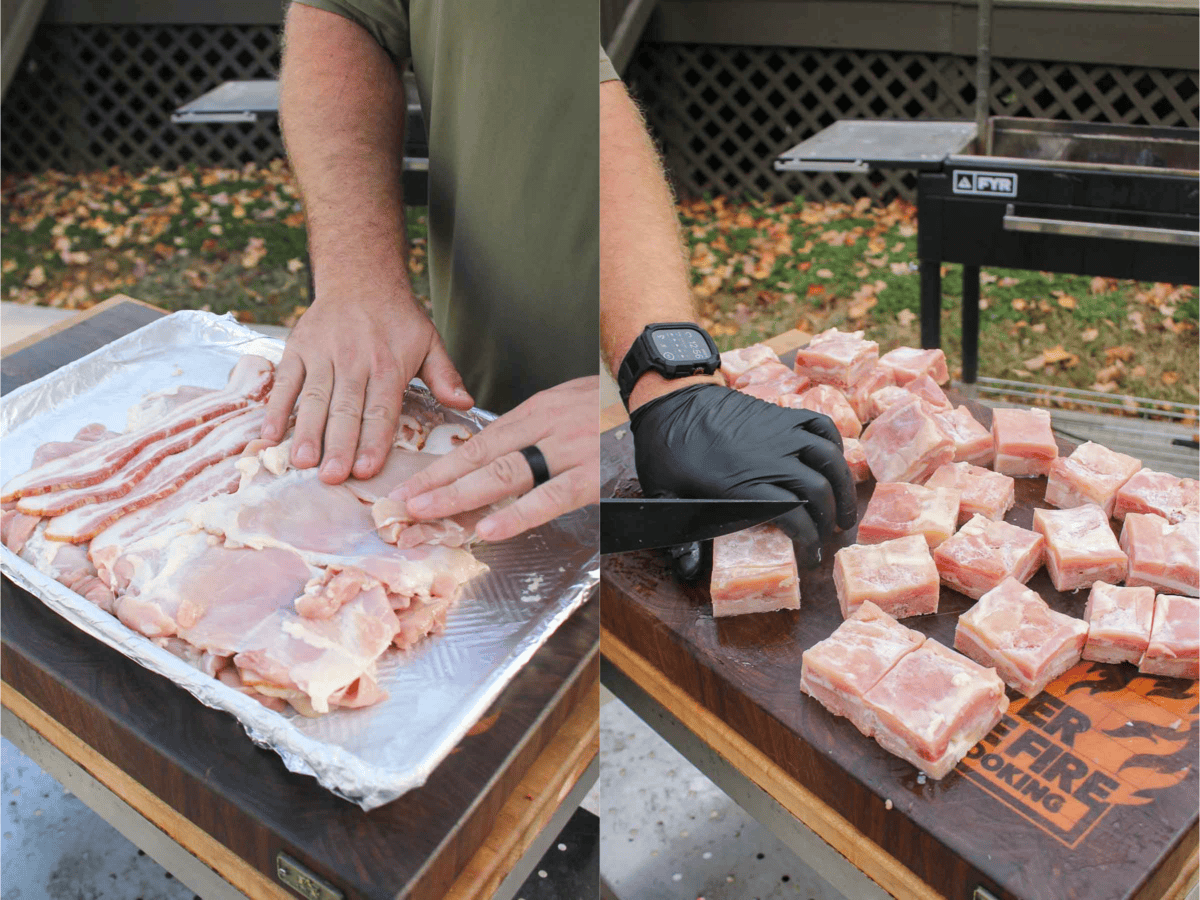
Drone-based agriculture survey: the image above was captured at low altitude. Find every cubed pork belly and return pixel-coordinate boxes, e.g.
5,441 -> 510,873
904,374 -> 952,411
925,462 -> 1014,524
793,328 -> 879,391
867,386 -> 916,421
1139,594 -> 1199,679
843,438 -> 870,484
847,364 -> 894,423
733,362 -> 810,404
860,397 -> 955,484
931,406 -> 994,467
720,343 -> 780,385
992,408 -> 1058,477
1083,582 -> 1156,665
1033,505 -> 1127,592
800,600 -> 925,736
781,385 -> 861,438
933,515 -> 1044,599
833,535 -> 939,619
710,524 -> 800,617
860,638 -> 1008,779
857,482 -> 960,549
1120,513 -> 1199,597
877,347 -> 949,386
955,577 -> 1088,697
1045,442 -> 1142,518
1114,469 -> 1200,523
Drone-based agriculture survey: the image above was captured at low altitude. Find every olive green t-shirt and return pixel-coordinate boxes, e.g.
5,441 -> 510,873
294,0 -> 599,413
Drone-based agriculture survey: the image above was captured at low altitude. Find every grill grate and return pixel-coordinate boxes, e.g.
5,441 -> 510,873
627,44 -> 1200,202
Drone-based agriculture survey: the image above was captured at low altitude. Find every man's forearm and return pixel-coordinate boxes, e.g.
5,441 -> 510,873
599,80 -> 723,409
280,4 -> 412,298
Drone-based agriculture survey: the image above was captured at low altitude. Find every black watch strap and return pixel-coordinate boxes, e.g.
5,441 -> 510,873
617,323 -> 721,408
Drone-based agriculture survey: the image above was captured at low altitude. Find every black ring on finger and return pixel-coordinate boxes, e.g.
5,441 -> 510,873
518,445 -> 551,488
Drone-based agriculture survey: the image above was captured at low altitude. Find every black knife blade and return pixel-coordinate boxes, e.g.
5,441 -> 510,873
600,497 -> 803,555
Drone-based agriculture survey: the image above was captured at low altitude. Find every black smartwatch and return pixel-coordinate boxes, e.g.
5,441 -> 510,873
617,322 -> 721,408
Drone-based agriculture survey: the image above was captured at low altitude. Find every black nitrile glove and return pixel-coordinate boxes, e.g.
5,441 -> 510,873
629,383 -> 858,568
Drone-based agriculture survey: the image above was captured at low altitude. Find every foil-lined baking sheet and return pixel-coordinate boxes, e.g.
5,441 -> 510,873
0,311 -> 598,810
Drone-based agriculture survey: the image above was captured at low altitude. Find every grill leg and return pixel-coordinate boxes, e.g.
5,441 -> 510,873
961,263 -> 980,384
920,258 -> 941,350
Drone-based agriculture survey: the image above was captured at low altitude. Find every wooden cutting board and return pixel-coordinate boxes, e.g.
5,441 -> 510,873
601,342 -> 1198,900
1,296 -> 600,900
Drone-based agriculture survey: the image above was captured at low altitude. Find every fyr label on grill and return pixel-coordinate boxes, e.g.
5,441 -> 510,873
952,170 -> 1019,197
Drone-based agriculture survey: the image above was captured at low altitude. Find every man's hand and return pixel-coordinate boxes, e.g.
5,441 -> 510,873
629,383 -> 857,567
262,287 -> 472,484
391,377 -> 600,542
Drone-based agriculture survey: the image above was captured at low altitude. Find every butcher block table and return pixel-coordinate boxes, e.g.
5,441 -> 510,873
1,296 -> 600,900
600,328 -> 1198,900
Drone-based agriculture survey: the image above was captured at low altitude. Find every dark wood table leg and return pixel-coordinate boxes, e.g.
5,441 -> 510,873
961,263 -> 981,384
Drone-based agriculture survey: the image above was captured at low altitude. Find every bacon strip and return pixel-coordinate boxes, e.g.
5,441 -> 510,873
46,407 -> 268,543
16,408 -> 245,517
1,355 -> 272,502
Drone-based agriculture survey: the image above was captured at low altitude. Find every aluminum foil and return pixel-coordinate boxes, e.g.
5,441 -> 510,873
0,311 -> 598,810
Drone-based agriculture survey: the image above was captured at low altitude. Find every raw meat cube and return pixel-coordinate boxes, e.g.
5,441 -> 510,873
800,601 -> 925,736
1139,594 -> 1199,679
1082,582 -> 1156,665
833,535 -> 939,619
877,347 -> 949,386
861,397 -> 955,484
925,462 -> 1014,524
867,385 -> 916,421
931,406 -> 994,467
933,514 -> 1044,599
955,578 -> 1087,696
1045,442 -> 1143,518
992,408 -> 1059,477
1120,513 -> 1199,597
793,328 -> 879,391
710,524 -> 800,617
1033,505 -> 1127,593
847,364 -> 894,423
781,385 -> 861,438
733,362 -> 810,402
861,638 -> 1008,779
904,374 -> 952,411
857,482 -> 960,549
720,343 -> 780,385
843,438 -> 870,484
1114,468 -> 1200,523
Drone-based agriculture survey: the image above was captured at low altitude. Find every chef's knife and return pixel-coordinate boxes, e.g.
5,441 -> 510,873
600,497 -> 804,555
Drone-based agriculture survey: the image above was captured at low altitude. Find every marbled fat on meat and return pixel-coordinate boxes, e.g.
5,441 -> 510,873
842,438 -> 870,484
720,344 -> 779,385
954,577 -> 1087,697
924,462 -> 1013,524
1120,513 -> 1199,597
1114,469 -> 1200,523
930,407 -> 994,468
857,482 -> 960,549
877,347 -> 949,386
933,514 -> 1044,600
1033,505 -> 1127,592
992,408 -> 1058,477
846,364 -> 894,423
1083,582 -> 1156,665
860,638 -> 1008,779
781,385 -> 861,438
833,535 -> 939,619
792,328 -> 878,391
1139,594 -> 1199,679
799,601 -> 925,737
860,397 -> 955,484
710,524 -> 799,617
1045,442 -> 1142,517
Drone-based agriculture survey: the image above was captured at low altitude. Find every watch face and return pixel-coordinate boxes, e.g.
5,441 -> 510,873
651,327 -> 711,363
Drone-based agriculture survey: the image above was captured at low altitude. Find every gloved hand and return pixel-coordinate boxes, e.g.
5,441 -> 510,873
629,384 -> 858,568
